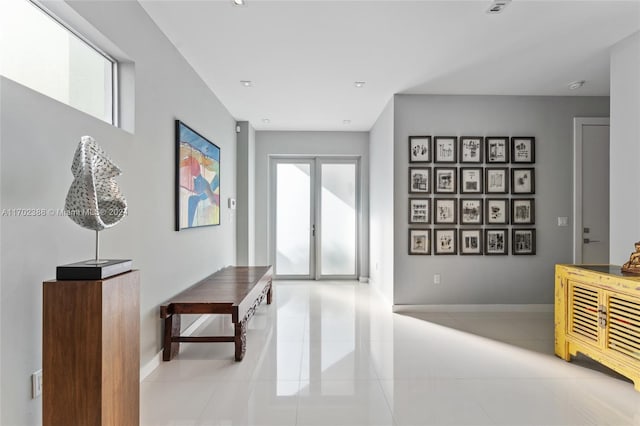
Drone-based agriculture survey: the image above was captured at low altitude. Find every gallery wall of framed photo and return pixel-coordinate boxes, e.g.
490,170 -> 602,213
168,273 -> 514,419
408,135 -> 536,256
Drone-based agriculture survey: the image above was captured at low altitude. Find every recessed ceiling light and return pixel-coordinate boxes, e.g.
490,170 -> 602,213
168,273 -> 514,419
240,80 -> 252,87
343,120 -> 352,125
568,80 -> 586,90
262,118 -> 270,124
354,81 -> 366,88
232,0 -> 245,6
486,0 -> 511,14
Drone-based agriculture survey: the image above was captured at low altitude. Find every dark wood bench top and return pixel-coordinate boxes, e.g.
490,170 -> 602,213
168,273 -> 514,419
159,265 -> 273,361
160,266 -> 273,320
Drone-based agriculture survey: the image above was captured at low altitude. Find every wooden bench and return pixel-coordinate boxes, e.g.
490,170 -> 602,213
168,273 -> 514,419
159,266 -> 273,361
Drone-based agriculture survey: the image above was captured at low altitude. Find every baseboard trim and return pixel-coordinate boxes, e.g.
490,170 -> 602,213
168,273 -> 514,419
139,314 -> 212,382
392,304 -> 554,313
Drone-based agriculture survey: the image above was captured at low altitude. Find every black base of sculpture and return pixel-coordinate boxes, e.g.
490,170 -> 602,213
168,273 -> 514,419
56,259 -> 132,280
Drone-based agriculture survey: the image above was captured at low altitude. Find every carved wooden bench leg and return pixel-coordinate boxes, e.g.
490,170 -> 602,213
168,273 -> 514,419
234,319 -> 247,361
162,314 -> 181,361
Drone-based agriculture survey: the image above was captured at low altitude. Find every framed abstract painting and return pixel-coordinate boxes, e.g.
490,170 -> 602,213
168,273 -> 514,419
175,120 -> 221,230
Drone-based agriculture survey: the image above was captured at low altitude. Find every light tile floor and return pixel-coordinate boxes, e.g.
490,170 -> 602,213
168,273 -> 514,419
141,281 -> 640,426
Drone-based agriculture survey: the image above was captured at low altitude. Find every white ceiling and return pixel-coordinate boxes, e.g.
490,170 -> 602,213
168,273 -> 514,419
139,0 -> 640,131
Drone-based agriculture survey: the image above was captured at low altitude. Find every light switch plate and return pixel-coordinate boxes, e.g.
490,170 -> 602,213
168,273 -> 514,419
228,198 -> 236,210
558,216 -> 569,227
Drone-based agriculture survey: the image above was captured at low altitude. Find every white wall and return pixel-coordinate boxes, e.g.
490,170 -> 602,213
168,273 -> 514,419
393,94 -> 609,306
0,1 -> 236,424
254,131 -> 369,277
368,99 -> 395,304
610,31 -> 640,264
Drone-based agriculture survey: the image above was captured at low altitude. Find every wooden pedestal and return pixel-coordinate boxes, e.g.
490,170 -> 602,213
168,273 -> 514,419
43,271 -> 140,426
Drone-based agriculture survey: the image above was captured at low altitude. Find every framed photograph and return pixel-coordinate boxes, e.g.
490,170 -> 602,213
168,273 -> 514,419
434,167 -> 457,194
409,136 -> 431,163
512,228 -> 536,255
511,137 -> 535,163
459,137 -> 483,163
434,198 -> 457,224
511,168 -> 535,194
485,198 -> 509,225
485,168 -> 509,194
485,228 -> 508,255
409,167 -> 431,194
435,229 -> 457,255
409,198 -> 431,224
511,198 -> 535,225
434,136 -> 457,163
409,229 -> 431,255
460,167 -> 483,194
460,229 -> 483,255
486,137 -> 509,163
460,199 -> 483,225
175,120 -> 221,230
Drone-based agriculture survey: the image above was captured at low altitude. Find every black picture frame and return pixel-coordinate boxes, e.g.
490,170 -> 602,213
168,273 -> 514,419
460,229 -> 483,255
409,229 -> 431,255
511,137 -> 535,163
485,168 -> 509,194
460,198 -> 483,225
511,198 -> 535,225
511,168 -> 535,194
459,137 -> 484,163
434,198 -> 457,224
512,228 -> 536,255
460,167 -> 483,194
486,137 -> 509,164
175,120 -> 221,231
434,229 -> 457,255
485,198 -> 509,225
485,228 -> 508,255
434,136 -> 458,163
409,198 -> 431,224
434,167 -> 457,194
409,136 -> 432,163
409,167 -> 431,194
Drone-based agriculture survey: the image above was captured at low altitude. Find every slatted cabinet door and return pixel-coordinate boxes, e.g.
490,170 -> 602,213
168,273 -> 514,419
607,295 -> 640,363
568,281 -> 603,346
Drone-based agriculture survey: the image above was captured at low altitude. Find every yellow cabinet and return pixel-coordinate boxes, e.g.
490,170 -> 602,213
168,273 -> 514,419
555,264 -> 640,391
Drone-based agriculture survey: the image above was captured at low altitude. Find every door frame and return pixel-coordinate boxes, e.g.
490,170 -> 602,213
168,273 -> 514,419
573,117 -> 610,263
269,155 -> 361,280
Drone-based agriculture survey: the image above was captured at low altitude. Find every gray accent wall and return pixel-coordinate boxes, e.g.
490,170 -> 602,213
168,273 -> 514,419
0,1 -> 236,424
254,131 -> 369,278
369,99 -> 395,304
236,121 -> 256,265
610,31 -> 640,264
393,94 -> 609,306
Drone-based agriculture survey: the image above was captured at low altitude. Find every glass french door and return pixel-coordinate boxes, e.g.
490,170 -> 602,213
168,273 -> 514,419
271,157 -> 359,279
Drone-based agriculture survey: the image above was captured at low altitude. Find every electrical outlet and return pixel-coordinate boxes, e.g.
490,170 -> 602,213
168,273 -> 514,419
433,274 -> 441,284
32,369 -> 42,399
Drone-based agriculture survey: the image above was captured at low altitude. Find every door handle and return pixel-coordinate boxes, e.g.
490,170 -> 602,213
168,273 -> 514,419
312,224 -> 316,237
583,238 -> 601,244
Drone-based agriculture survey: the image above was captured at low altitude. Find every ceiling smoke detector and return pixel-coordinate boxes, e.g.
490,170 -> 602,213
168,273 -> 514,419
486,0 -> 511,14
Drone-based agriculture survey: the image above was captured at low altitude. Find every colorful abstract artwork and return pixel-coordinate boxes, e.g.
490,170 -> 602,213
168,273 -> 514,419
175,120 -> 220,230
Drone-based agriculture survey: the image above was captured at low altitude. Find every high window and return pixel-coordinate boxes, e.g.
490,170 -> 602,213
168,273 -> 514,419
0,0 -> 117,125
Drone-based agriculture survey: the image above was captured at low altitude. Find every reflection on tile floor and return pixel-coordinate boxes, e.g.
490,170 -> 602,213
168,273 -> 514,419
141,281 -> 640,426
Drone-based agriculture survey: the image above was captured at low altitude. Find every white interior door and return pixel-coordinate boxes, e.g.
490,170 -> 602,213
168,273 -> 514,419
574,117 -> 610,264
271,157 -> 359,279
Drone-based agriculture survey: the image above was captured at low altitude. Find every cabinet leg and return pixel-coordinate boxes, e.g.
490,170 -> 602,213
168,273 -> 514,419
267,282 -> 273,305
